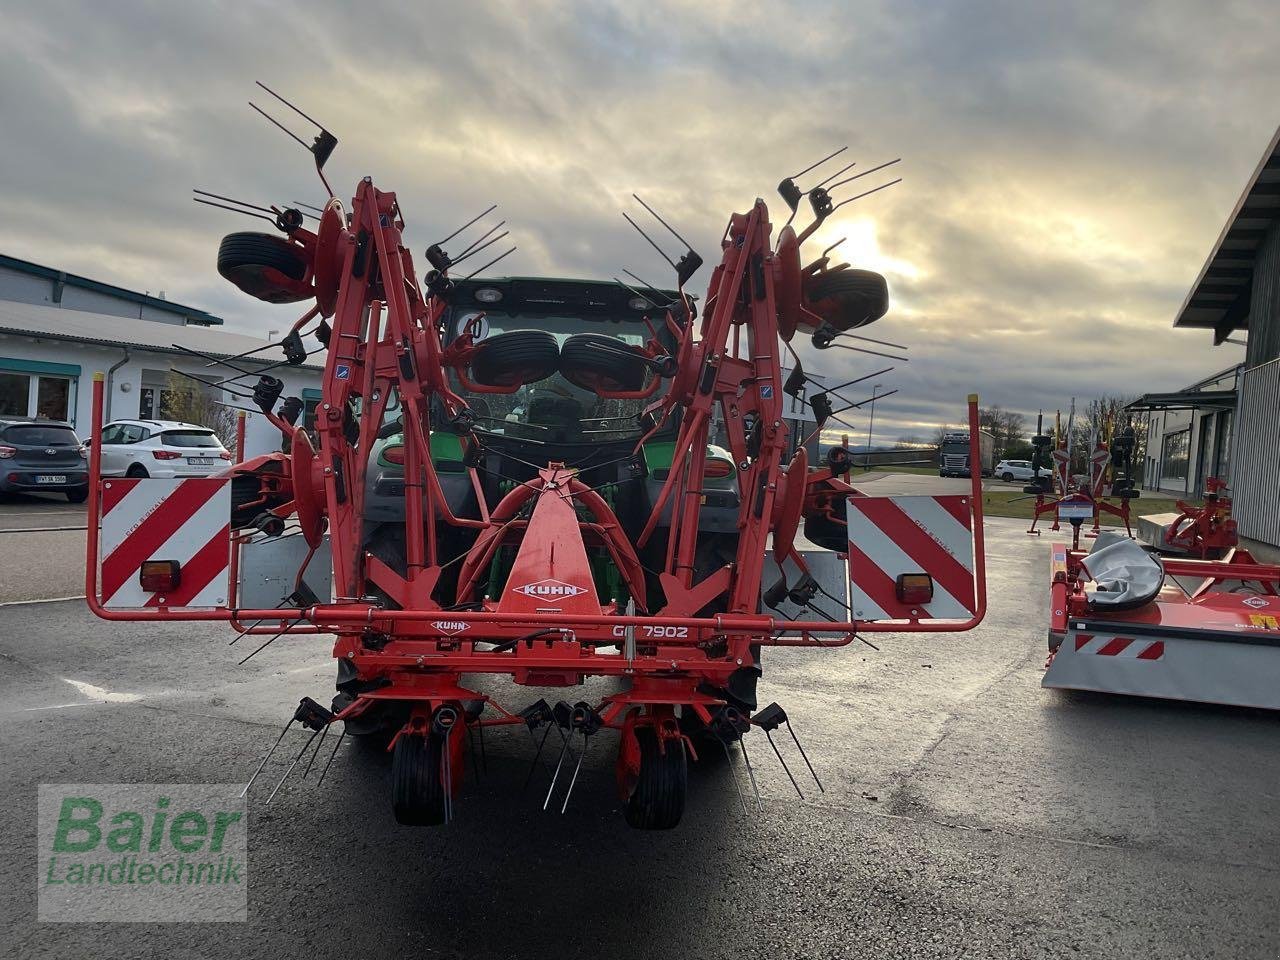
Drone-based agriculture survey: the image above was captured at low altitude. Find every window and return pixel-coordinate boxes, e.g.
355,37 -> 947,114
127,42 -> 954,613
160,430 -> 220,448
120,424 -> 149,444
1161,429 -> 1190,483
0,370 -> 73,420
1,424 -> 79,446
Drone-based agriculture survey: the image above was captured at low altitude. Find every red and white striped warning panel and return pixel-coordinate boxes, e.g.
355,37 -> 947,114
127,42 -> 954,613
1043,627 -> 1280,710
99,478 -> 232,609
845,495 -> 976,621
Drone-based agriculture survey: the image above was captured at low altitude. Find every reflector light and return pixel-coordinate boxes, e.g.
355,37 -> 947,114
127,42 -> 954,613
383,445 -> 405,465
704,457 -> 734,479
140,560 -> 181,593
895,573 -> 933,605
474,287 -> 503,303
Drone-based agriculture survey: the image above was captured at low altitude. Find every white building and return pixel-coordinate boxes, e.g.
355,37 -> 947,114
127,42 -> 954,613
1129,364 -> 1239,497
0,254 -> 321,456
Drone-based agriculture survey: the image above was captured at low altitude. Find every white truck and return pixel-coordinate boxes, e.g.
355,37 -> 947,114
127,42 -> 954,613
939,430 -> 995,478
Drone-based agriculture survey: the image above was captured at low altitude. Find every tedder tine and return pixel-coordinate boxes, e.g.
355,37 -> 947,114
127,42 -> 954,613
317,727 -> 347,786
266,727 -> 321,804
240,715 -> 295,798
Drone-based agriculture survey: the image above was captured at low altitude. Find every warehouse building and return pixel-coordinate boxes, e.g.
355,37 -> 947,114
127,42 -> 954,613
1128,364 -> 1239,497
0,254 -> 320,456
1149,125 -> 1280,558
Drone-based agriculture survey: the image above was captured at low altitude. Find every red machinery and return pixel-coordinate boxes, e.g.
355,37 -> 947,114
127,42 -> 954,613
1043,535 -> 1280,709
1161,476 -> 1238,559
1026,414 -> 1137,541
85,90 -> 988,827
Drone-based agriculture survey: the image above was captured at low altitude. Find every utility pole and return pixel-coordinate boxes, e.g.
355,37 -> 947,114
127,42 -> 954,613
864,383 -> 881,471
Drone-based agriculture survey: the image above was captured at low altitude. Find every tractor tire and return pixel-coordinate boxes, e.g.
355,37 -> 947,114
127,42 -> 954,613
804,269 -> 889,331
391,732 -> 448,826
470,330 -> 560,388
126,463 -> 149,479
559,333 -> 649,392
624,728 -> 687,830
217,232 -> 312,304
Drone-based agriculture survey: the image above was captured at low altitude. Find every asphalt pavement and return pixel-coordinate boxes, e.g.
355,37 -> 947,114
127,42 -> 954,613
0,512 -> 1277,959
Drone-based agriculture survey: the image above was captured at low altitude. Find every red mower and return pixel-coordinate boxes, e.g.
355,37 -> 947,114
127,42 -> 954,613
85,88 -> 988,827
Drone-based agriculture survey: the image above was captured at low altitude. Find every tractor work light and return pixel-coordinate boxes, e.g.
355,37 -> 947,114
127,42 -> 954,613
382,444 -> 405,465
139,560 -> 182,594
474,287 -> 503,303
704,457 -> 734,479
628,296 -> 652,311
895,573 -> 933,606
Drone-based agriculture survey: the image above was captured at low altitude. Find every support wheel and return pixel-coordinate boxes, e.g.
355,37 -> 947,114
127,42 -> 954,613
624,728 -> 687,830
391,732 -> 447,826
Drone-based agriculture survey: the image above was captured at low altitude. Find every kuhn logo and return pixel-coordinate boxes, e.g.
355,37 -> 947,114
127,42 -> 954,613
432,620 -> 470,633
1243,596 -> 1270,609
513,579 -> 588,599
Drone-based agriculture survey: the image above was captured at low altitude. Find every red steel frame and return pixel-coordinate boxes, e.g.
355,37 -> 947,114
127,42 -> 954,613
85,180 -> 988,740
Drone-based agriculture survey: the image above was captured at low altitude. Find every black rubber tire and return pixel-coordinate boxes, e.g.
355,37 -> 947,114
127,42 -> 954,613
624,728 -> 687,830
391,732 -> 447,826
559,333 -> 648,392
65,489 -> 88,503
470,330 -> 560,387
804,269 -> 889,330
1001,472 -> 1014,482
125,463 -> 149,479
217,232 -> 311,304
803,513 -> 847,552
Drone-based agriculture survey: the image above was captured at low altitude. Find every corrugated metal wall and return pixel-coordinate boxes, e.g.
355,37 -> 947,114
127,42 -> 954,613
1248,224 -> 1280,368
1233,357 -> 1280,546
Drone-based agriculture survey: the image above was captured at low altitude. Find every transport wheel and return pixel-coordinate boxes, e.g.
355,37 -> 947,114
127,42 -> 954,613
624,728 -> 687,830
391,732 -> 447,826
559,333 -> 649,392
1001,472 -> 1014,482
803,268 -> 889,332
126,463 -> 149,479
65,489 -> 88,503
469,330 -> 560,387
217,232 -> 312,304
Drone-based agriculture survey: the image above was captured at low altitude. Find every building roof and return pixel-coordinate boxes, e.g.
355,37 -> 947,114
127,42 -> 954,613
0,300 -> 322,371
1173,125 -> 1280,344
1125,389 -> 1237,413
0,253 -> 225,326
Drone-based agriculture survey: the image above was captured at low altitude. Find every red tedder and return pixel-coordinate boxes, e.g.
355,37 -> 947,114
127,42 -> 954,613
85,89 -> 988,828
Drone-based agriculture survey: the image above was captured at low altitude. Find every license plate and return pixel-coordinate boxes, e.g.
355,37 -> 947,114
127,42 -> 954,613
188,458 -> 215,466
36,475 -> 67,484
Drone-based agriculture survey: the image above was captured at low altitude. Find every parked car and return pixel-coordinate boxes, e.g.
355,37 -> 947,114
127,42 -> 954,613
994,459 -> 1052,483
0,417 -> 89,501
90,419 -> 231,479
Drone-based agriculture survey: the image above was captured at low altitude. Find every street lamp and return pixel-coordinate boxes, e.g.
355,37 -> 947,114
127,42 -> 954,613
864,383 -> 881,471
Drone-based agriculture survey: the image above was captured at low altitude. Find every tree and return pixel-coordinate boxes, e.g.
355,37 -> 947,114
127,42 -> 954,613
977,405 -> 1027,458
163,372 -> 237,449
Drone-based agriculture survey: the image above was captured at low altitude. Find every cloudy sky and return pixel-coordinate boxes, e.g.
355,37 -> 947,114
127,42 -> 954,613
2,0 -> 1276,441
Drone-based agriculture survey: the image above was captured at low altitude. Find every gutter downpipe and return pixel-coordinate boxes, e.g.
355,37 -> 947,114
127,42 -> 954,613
104,347 -> 130,422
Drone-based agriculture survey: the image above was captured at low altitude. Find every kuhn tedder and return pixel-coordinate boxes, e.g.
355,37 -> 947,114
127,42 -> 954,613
1024,410 -> 1139,540
86,87 -> 987,827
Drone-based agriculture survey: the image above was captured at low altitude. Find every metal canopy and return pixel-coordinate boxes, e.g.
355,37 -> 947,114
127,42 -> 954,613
1125,390 -> 1237,412
1172,125 -> 1280,345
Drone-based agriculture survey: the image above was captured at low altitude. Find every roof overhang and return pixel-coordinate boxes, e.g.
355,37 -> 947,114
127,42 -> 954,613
1173,125 -> 1280,345
1125,390 -> 1237,413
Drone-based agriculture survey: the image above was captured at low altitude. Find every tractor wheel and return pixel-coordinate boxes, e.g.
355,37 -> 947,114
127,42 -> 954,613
391,732 -> 448,826
624,728 -> 687,830
803,269 -> 889,332
559,333 -> 649,392
470,330 -> 560,388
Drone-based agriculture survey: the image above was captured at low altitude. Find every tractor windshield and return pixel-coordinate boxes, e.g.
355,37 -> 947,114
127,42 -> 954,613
449,308 -> 669,445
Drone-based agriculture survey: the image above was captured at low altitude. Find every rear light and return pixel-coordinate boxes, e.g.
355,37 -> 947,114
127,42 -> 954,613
895,573 -> 934,606
139,560 -> 181,594
152,450 -> 182,460
78,446 -> 88,460
0,446 -> 15,459
219,450 -> 232,460
704,457 -> 734,479
383,445 -> 405,465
